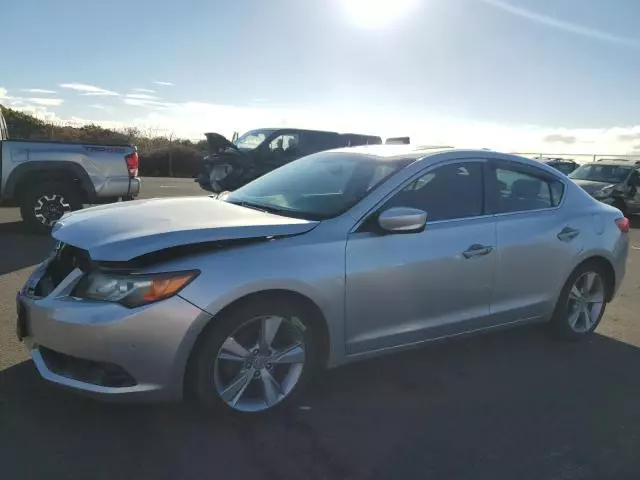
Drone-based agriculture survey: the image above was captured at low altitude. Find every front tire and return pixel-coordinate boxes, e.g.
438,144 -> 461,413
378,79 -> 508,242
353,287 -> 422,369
190,298 -> 319,415
20,182 -> 83,234
550,263 -> 608,340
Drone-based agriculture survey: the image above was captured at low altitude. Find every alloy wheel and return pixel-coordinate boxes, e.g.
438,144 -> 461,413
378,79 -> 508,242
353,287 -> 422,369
33,194 -> 71,226
566,271 -> 605,333
213,315 -> 306,412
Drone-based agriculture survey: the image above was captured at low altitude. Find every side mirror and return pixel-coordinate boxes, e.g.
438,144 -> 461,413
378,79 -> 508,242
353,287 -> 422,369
378,207 -> 427,233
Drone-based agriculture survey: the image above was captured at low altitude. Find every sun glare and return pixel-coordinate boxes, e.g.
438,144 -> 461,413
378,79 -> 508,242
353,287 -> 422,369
340,0 -> 419,29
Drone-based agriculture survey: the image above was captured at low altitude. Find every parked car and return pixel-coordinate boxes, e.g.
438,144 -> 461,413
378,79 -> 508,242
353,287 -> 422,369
569,161 -> 640,215
541,158 -> 579,175
17,146 -> 629,414
0,109 -> 140,232
197,128 -> 381,193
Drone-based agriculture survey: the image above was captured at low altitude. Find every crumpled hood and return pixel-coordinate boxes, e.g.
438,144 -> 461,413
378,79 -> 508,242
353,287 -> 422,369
52,197 -> 318,261
572,179 -> 613,195
205,132 -> 240,154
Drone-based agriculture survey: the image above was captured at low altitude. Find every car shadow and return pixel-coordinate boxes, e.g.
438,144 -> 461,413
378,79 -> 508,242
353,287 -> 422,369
629,214 -> 640,229
1,327 -> 639,480
0,221 -> 53,275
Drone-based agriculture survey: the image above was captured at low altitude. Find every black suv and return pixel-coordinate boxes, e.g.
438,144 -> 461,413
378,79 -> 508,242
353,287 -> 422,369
197,128 -> 382,193
569,161 -> 640,215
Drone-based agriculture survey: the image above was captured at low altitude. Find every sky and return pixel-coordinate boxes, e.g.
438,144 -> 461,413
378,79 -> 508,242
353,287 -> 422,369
2,0 -> 640,155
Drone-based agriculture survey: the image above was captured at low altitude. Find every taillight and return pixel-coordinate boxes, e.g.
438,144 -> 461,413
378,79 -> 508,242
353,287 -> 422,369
616,217 -> 630,233
125,152 -> 139,178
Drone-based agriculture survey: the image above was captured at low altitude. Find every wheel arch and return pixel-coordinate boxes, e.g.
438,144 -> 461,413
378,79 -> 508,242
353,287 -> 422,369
5,161 -> 95,202
571,255 -> 616,302
182,288 -> 332,396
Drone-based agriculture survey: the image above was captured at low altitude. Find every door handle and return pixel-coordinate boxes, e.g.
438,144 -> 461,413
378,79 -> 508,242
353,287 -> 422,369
462,244 -> 494,259
557,226 -> 580,242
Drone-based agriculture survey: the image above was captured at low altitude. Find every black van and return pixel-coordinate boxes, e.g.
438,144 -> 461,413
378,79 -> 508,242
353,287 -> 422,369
197,128 -> 382,193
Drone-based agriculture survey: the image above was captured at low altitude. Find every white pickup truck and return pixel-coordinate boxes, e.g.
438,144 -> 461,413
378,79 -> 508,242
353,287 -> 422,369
0,109 -> 141,232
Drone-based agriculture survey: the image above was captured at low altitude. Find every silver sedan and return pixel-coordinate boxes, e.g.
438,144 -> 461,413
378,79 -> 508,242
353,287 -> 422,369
17,146 -> 629,414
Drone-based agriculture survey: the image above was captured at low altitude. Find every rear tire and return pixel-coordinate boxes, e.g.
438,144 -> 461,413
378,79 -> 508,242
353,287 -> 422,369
549,262 -> 608,340
190,298 -> 320,415
20,182 -> 83,234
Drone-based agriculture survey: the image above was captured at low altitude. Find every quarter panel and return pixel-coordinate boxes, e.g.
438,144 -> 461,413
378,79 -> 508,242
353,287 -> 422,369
1,141 -> 134,199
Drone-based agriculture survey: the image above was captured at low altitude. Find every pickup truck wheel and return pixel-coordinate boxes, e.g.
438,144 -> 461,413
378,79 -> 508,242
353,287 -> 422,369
20,182 -> 83,233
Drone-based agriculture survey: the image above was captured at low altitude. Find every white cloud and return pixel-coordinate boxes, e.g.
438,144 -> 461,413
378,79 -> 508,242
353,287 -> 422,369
479,0 -> 640,49
2,83 -> 639,159
21,88 -> 58,94
125,93 -> 160,100
131,88 -> 156,93
24,97 -> 64,106
124,98 -> 173,109
153,81 -> 174,86
60,83 -> 119,96
120,102 -> 640,159
89,104 -> 115,112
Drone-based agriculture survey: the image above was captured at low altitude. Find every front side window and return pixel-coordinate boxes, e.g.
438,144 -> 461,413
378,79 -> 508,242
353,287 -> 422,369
487,165 -> 563,213
233,129 -> 275,151
385,162 -> 484,222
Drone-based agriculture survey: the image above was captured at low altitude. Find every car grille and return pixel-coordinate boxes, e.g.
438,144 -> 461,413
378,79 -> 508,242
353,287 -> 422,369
35,243 -> 91,297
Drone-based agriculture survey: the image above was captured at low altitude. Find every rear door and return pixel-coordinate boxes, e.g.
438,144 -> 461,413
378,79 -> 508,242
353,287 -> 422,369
486,159 -> 580,323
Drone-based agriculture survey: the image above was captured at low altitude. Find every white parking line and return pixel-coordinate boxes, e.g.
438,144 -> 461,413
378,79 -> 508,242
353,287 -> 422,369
159,185 -> 179,188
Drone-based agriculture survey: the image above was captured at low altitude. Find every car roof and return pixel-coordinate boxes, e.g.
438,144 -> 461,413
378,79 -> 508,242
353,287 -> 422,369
326,144 -> 456,160
585,161 -> 636,167
310,146 -> 570,180
325,145 -> 551,166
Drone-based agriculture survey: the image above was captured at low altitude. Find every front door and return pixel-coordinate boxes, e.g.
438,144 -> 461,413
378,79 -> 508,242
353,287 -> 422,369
345,160 -> 497,355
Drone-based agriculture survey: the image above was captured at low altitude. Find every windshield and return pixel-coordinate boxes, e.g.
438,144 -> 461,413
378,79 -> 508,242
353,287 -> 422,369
224,152 -> 411,220
569,164 -> 631,183
233,129 -> 275,150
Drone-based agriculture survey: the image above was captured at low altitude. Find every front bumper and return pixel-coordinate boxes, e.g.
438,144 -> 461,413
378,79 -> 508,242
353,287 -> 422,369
18,263 -> 209,401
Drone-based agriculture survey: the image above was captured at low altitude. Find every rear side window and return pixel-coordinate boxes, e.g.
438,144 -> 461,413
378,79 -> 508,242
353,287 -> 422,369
487,164 -> 564,214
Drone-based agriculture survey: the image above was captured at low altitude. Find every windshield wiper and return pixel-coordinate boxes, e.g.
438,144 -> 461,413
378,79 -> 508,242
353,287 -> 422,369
227,200 -> 325,221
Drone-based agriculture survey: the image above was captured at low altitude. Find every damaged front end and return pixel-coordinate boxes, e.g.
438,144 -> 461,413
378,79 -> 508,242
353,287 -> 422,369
197,132 -> 258,194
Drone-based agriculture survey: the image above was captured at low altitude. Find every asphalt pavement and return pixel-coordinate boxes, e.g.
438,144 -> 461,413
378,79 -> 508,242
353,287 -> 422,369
1,177 -> 639,480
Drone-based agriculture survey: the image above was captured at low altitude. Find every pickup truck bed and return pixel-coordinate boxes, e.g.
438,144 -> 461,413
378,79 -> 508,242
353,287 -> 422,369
0,110 -> 141,232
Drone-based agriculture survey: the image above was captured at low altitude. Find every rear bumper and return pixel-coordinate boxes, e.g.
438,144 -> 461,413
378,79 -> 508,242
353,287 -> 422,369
18,267 -> 210,401
128,177 -> 141,197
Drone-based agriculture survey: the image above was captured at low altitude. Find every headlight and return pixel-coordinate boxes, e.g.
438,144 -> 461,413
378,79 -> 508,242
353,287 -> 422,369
74,270 -> 199,308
